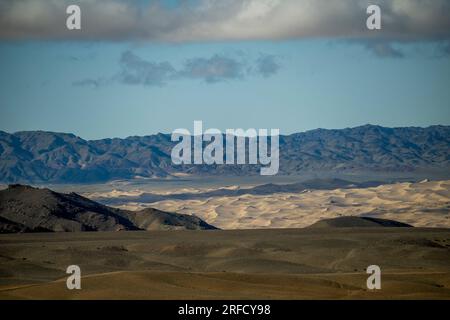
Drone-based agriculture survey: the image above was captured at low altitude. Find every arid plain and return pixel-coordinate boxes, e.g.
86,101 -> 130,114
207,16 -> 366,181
1,227 -> 450,299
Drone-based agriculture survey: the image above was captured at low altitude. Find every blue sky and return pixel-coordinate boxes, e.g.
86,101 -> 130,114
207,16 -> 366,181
0,0 -> 449,140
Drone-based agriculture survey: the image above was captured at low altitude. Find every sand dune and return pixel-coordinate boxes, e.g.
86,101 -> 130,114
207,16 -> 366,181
109,180 -> 450,229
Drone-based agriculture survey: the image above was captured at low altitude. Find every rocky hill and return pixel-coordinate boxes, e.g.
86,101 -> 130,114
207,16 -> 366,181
0,184 -> 217,233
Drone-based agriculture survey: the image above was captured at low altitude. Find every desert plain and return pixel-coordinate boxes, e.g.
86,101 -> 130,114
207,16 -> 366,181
0,179 -> 449,299
1,227 -> 450,299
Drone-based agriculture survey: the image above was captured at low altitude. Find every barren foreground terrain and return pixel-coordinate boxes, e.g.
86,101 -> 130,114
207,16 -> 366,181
1,227 -> 450,299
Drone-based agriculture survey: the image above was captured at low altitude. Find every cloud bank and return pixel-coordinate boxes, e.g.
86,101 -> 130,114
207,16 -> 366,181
1,0 -> 449,43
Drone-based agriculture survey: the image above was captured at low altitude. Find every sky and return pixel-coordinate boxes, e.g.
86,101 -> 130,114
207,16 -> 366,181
0,0 -> 450,140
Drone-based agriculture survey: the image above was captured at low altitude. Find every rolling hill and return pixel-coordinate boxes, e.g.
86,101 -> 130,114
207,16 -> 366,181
307,216 -> 413,228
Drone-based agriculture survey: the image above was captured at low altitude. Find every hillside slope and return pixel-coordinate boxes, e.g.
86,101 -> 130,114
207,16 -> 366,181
0,185 -> 217,233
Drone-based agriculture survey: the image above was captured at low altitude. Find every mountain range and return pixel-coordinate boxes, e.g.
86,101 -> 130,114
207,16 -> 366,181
1,124 -> 449,183
0,184 -> 217,233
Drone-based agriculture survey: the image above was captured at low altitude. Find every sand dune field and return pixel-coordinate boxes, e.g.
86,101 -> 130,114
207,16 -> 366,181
109,180 -> 450,229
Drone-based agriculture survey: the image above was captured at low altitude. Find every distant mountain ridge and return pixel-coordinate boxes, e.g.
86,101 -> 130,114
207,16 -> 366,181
0,184 -> 217,233
1,124 -> 449,183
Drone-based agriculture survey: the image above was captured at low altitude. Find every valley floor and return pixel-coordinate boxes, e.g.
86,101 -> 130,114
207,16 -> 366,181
1,228 -> 450,299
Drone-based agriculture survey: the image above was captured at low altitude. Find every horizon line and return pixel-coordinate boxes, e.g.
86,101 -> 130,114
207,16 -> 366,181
1,123 -> 450,141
